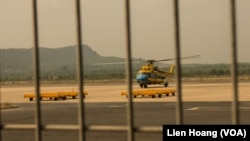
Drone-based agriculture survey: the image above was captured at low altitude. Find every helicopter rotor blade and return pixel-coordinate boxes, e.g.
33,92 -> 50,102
156,58 -> 176,62
180,55 -> 200,60
156,55 -> 200,62
93,55 -> 200,65
92,61 -> 141,65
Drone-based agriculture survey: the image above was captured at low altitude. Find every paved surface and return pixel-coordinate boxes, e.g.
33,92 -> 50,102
1,82 -> 250,141
1,82 -> 250,104
2,101 -> 250,141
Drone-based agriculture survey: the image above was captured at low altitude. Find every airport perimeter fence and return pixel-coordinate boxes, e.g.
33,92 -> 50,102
0,0 -> 242,141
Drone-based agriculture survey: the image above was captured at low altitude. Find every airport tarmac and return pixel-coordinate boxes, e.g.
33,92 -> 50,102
1,82 -> 250,141
1,82 -> 250,104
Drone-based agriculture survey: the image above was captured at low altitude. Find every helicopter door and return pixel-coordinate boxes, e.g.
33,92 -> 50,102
155,73 -> 162,84
148,72 -> 156,84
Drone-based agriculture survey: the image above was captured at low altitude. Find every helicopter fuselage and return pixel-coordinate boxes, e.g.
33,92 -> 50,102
136,69 -> 168,88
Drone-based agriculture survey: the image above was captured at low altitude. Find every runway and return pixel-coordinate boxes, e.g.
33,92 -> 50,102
1,101 -> 250,141
1,82 -> 250,103
1,82 -> 250,141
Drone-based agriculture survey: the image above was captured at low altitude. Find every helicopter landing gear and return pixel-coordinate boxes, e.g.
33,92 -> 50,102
164,82 -> 168,87
139,83 -> 148,88
139,84 -> 143,88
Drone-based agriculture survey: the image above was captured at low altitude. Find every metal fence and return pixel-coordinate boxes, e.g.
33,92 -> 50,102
0,0 -> 240,141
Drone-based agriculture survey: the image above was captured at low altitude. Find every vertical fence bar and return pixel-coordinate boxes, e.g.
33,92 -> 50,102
75,0 -> 86,141
173,0 -> 183,125
124,0 -> 135,141
31,0 -> 42,140
0,65 -> 2,140
229,0 -> 239,124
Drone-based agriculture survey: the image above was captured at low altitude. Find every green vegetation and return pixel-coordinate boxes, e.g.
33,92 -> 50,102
181,63 -> 250,77
1,45 -> 250,84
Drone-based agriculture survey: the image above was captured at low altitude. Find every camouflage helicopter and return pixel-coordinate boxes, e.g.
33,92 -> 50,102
93,55 -> 200,88
136,60 -> 174,88
136,55 -> 200,88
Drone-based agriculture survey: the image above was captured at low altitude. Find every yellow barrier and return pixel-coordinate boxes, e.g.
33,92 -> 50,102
121,88 -> 176,98
24,90 -> 88,101
58,91 -> 88,99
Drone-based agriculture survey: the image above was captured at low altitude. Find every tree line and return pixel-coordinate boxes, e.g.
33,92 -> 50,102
1,63 -> 250,82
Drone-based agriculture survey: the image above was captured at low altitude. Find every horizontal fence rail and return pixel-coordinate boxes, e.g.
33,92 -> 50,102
1,124 -> 162,132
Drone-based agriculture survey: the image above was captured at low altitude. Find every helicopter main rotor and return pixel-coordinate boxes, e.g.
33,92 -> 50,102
92,55 -> 200,66
146,55 -> 200,65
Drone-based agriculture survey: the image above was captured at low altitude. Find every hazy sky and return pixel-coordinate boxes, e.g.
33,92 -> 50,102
1,0 -> 249,64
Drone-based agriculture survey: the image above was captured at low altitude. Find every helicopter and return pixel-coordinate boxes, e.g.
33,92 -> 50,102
136,60 -> 174,88
136,55 -> 200,88
93,55 -> 200,88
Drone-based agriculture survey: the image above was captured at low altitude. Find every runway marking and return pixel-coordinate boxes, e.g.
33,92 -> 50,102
186,107 -> 250,111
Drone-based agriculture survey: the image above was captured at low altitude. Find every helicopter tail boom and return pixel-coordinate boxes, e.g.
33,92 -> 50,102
169,65 -> 175,74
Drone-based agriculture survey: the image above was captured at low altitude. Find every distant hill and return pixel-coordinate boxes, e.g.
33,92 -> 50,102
0,45 -> 143,80
0,45 -> 128,71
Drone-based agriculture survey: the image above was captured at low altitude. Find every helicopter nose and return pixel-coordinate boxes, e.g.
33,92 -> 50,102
136,75 -> 147,81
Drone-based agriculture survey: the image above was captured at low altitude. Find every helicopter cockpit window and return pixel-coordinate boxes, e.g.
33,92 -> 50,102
138,72 -> 149,76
